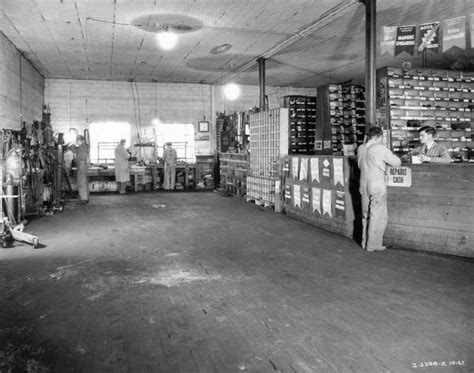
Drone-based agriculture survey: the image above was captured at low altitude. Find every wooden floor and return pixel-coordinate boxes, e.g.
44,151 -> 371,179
0,193 -> 472,372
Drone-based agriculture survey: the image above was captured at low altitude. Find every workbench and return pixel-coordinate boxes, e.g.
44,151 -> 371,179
85,163 -> 197,192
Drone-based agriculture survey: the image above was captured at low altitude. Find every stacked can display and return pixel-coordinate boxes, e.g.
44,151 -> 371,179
219,152 -> 249,196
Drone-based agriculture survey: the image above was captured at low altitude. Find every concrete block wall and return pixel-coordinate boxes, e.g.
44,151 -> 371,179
0,32 -> 44,130
45,78 -> 317,154
45,79 -> 214,151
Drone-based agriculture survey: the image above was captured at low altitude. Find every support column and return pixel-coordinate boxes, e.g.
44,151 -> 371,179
362,0 -> 376,129
258,57 -> 266,111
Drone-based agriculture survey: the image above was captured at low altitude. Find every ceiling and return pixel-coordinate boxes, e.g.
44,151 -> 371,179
1,0 -> 473,87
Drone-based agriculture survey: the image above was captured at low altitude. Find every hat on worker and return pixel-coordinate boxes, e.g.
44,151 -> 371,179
165,142 -> 172,145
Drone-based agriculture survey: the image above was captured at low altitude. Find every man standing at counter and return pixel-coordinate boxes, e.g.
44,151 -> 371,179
358,127 -> 401,252
412,126 -> 451,163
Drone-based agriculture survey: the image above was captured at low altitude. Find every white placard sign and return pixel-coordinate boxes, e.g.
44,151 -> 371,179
387,167 -> 412,187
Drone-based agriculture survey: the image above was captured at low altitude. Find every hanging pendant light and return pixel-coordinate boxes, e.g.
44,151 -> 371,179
224,83 -> 241,100
156,26 -> 178,50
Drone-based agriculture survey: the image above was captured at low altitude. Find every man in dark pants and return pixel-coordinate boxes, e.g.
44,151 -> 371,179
357,127 -> 401,252
69,135 -> 89,204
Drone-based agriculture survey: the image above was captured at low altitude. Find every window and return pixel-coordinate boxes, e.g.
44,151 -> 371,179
154,122 -> 195,162
89,122 -> 131,164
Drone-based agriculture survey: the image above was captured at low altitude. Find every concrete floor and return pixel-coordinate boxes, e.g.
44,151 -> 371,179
0,192 -> 472,372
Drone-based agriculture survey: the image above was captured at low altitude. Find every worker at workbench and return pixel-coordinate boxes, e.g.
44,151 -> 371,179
69,135 -> 89,204
163,142 -> 177,190
115,139 -> 130,194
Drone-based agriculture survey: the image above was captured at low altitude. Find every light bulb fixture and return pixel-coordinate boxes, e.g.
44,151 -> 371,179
156,28 -> 178,50
224,83 -> 240,101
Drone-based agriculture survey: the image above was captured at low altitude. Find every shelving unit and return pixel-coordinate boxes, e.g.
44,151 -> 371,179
219,153 -> 249,196
248,108 -> 289,207
315,84 -> 366,155
249,108 -> 288,178
282,95 -> 317,155
377,67 -> 474,160
195,155 -> 215,190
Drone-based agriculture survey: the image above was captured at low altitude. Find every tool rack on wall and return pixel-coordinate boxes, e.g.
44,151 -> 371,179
1,106 -> 65,248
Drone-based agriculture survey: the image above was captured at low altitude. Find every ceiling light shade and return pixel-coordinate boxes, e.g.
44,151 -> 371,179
224,83 -> 240,100
156,31 -> 178,50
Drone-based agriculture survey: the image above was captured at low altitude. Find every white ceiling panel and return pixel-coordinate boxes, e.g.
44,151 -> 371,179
1,0 -> 473,87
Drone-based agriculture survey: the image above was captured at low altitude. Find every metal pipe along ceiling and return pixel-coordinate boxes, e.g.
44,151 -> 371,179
217,0 -> 360,84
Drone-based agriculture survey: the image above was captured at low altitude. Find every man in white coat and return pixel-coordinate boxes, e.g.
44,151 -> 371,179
115,139 -> 130,194
357,127 -> 401,252
163,142 -> 177,190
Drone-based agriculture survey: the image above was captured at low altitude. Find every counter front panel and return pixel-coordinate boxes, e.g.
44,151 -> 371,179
385,163 -> 474,257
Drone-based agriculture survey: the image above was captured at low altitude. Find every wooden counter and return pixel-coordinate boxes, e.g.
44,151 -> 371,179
283,155 -> 474,258
385,163 -> 474,257
283,156 -> 357,238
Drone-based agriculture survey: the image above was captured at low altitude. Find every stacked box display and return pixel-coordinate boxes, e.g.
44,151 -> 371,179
316,84 -> 366,155
219,153 -> 249,196
378,67 -> 473,160
282,96 -> 317,154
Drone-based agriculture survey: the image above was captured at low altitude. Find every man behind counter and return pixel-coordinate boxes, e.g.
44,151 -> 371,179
412,125 -> 451,163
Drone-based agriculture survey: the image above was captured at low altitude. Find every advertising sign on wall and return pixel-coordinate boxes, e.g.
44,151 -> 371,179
395,25 -> 416,55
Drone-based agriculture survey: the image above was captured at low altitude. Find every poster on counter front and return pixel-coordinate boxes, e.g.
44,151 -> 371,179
417,22 -> 440,53
285,184 -> 292,203
300,158 -> 308,181
292,157 -> 299,180
333,158 -> 344,187
312,187 -> 321,214
395,25 -> 416,55
335,190 -> 345,217
302,186 -> 310,210
310,158 -> 320,183
283,156 -> 290,173
293,184 -> 301,208
442,16 -> 466,52
322,159 -> 331,179
322,189 -> 332,218
380,26 -> 397,56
